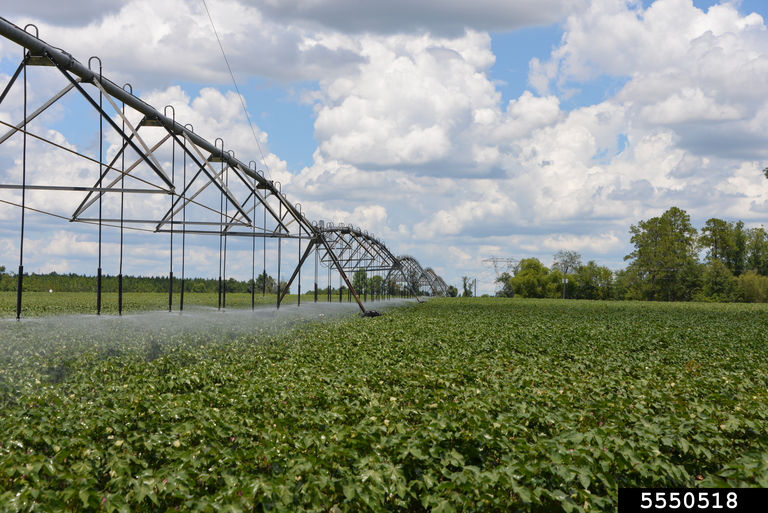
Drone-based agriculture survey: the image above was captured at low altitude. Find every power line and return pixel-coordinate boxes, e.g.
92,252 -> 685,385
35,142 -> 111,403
482,256 -> 518,277
0,199 -> 158,233
200,0 -> 271,180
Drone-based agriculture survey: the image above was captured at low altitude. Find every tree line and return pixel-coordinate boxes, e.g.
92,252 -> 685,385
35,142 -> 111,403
0,269 -> 292,295
496,206 -> 768,302
0,266 -> 422,297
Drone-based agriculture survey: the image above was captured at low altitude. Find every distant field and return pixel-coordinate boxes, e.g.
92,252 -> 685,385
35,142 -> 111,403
1,298 -> 767,511
0,291 -> 344,317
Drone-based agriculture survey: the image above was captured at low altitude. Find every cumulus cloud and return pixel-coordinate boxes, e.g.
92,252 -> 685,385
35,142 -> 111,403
0,0 -> 364,86
5,0 -> 768,294
539,232 -> 622,253
283,0 -> 768,291
1,0 -> 579,88
310,31 -> 500,175
531,0 -> 768,160
307,31 -> 563,180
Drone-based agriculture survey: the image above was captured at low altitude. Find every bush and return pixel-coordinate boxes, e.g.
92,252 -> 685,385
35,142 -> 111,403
737,270 -> 768,302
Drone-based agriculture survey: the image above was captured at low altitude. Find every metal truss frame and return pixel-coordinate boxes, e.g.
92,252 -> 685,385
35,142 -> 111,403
0,16 -> 446,318
395,256 -> 447,297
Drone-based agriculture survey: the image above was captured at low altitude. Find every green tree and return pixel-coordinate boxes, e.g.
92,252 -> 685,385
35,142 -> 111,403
446,285 -> 458,297
729,221 -> 747,275
508,258 -> 561,298
700,218 -> 747,275
572,261 -> 614,300
461,276 -> 473,297
189,280 -> 208,293
254,271 -> 276,294
385,278 -> 401,296
352,269 -> 368,295
746,227 -> 768,275
700,218 -> 733,264
225,277 -> 245,293
612,267 -> 642,300
406,269 -> 421,296
552,250 -> 582,299
699,260 -> 738,302
625,206 -> 700,301
368,275 -> 383,298
495,272 -> 515,298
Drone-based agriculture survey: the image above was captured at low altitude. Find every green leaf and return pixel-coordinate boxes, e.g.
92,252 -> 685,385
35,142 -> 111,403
78,489 -> 90,508
431,499 -> 456,513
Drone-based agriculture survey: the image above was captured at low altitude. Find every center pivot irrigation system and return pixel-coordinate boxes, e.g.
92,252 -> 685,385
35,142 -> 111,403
0,17 -> 447,318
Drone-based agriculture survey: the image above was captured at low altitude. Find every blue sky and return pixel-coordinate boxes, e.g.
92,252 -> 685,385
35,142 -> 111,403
2,0 -> 768,294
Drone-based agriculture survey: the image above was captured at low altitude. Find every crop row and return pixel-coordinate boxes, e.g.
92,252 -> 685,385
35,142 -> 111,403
0,291 -> 329,318
1,298 -> 767,511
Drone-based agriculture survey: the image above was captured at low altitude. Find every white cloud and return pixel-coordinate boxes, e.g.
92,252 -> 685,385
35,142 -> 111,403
639,87 -> 744,124
6,0 -> 768,293
447,246 -> 474,265
533,0 -> 768,160
1,0 -> 581,94
535,0 -> 766,85
1,0 -> 364,86
311,31 -> 500,174
412,179 -> 519,237
711,160 -> 768,219
27,230 -> 101,259
280,2 -> 768,289
539,232 -> 622,253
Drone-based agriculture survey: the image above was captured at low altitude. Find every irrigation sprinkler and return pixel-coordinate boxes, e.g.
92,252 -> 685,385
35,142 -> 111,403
0,16 -> 447,318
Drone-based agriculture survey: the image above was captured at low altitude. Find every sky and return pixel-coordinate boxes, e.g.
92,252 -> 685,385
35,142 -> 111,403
2,0 -> 768,295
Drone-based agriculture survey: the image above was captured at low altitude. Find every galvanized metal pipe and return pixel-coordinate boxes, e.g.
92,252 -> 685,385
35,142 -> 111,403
0,16 -> 446,313
0,16 -> 314,233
